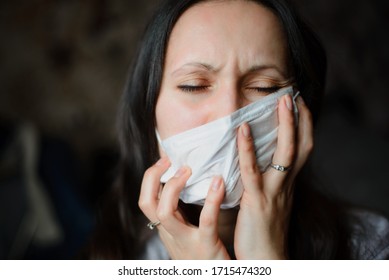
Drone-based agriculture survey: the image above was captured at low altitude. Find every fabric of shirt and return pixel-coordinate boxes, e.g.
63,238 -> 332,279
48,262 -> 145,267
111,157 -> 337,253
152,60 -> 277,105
138,209 -> 389,260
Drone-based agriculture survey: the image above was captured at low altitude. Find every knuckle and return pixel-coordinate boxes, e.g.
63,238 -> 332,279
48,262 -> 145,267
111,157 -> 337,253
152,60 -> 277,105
164,179 -> 183,195
205,193 -> 217,204
244,142 -> 255,155
138,197 -> 152,212
143,166 -> 155,179
301,105 -> 313,123
240,137 -> 255,153
304,139 -> 314,154
200,214 -> 214,228
205,188 -> 222,205
306,108 -> 313,122
156,208 -> 171,222
242,161 -> 259,175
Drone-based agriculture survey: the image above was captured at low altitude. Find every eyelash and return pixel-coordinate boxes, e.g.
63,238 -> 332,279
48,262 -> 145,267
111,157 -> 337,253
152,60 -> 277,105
177,85 -> 282,94
177,85 -> 210,92
247,86 -> 281,93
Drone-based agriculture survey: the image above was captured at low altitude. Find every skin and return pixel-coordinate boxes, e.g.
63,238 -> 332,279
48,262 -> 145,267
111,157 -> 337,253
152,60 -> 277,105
138,0 -> 313,259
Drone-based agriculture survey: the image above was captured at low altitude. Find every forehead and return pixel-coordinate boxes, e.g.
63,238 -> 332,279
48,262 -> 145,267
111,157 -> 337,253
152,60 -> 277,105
176,0 -> 281,31
165,0 -> 288,71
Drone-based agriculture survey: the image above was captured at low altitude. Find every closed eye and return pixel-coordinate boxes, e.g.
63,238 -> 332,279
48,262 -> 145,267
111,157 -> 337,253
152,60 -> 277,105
177,85 -> 210,92
246,86 -> 281,94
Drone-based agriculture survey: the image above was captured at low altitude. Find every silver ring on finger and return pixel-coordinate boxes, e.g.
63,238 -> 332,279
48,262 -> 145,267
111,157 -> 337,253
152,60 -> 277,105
270,163 -> 291,172
147,220 -> 161,230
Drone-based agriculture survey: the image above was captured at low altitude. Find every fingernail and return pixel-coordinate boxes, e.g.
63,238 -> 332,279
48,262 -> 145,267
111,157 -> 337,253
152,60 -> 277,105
241,123 -> 251,138
174,167 -> 186,178
211,176 -> 222,191
285,94 -> 292,111
156,157 -> 168,166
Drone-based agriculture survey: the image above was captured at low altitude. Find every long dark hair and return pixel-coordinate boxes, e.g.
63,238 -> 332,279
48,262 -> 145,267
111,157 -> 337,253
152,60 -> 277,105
86,0 -> 350,259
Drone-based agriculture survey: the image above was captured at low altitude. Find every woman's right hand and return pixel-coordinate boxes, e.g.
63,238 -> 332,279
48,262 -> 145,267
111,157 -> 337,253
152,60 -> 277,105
138,158 -> 230,260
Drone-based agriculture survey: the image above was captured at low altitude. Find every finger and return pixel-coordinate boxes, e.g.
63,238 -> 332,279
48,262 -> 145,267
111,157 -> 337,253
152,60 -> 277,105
272,94 -> 296,169
199,176 -> 225,242
237,122 -> 262,195
157,166 -> 192,234
264,94 -> 296,192
291,96 -> 314,176
138,157 -> 171,220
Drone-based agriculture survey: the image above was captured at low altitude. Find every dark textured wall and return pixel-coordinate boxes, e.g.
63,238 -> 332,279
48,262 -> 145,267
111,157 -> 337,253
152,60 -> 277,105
0,0 -> 159,157
0,0 -> 388,259
294,0 -> 389,217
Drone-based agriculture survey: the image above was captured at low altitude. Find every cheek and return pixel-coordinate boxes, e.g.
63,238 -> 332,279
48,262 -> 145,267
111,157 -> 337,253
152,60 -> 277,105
155,94 -> 208,140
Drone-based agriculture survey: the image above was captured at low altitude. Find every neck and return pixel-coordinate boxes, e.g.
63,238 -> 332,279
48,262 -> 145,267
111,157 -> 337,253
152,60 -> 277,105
217,207 -> 239,246
179,201 -> 238,247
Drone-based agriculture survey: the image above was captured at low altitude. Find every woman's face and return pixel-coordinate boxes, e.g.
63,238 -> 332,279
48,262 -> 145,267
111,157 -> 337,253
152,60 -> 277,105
156,0 -> 291,142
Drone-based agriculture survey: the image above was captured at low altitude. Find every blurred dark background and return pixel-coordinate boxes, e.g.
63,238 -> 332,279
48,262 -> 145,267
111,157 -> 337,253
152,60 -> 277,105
0,0 -> 388,259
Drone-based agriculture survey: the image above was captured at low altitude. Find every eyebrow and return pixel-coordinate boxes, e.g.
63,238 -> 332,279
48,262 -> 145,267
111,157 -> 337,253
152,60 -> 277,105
171,62 -> 287,78
246,64 -> 287,78
171,62 -> 218,76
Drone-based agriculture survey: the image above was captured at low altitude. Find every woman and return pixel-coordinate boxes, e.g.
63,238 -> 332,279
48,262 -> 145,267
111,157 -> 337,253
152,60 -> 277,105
86,0 -> 389,259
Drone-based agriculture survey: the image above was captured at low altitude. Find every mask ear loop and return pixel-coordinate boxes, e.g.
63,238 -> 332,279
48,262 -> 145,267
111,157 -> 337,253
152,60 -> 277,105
155,129 -> 167,154
292,90 -> 300,126
292,90 -> 300,100
155,129 -> 162,144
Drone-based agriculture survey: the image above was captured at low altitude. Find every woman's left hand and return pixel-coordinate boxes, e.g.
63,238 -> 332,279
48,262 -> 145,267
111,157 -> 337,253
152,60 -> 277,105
233,94 -> 313,259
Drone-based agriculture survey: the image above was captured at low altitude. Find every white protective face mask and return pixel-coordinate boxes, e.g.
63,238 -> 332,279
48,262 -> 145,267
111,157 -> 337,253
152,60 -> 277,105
156,86 -> 298,209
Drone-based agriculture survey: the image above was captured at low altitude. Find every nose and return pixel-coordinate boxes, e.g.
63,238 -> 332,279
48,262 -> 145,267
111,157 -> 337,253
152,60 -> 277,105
207,85 -> 242,122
